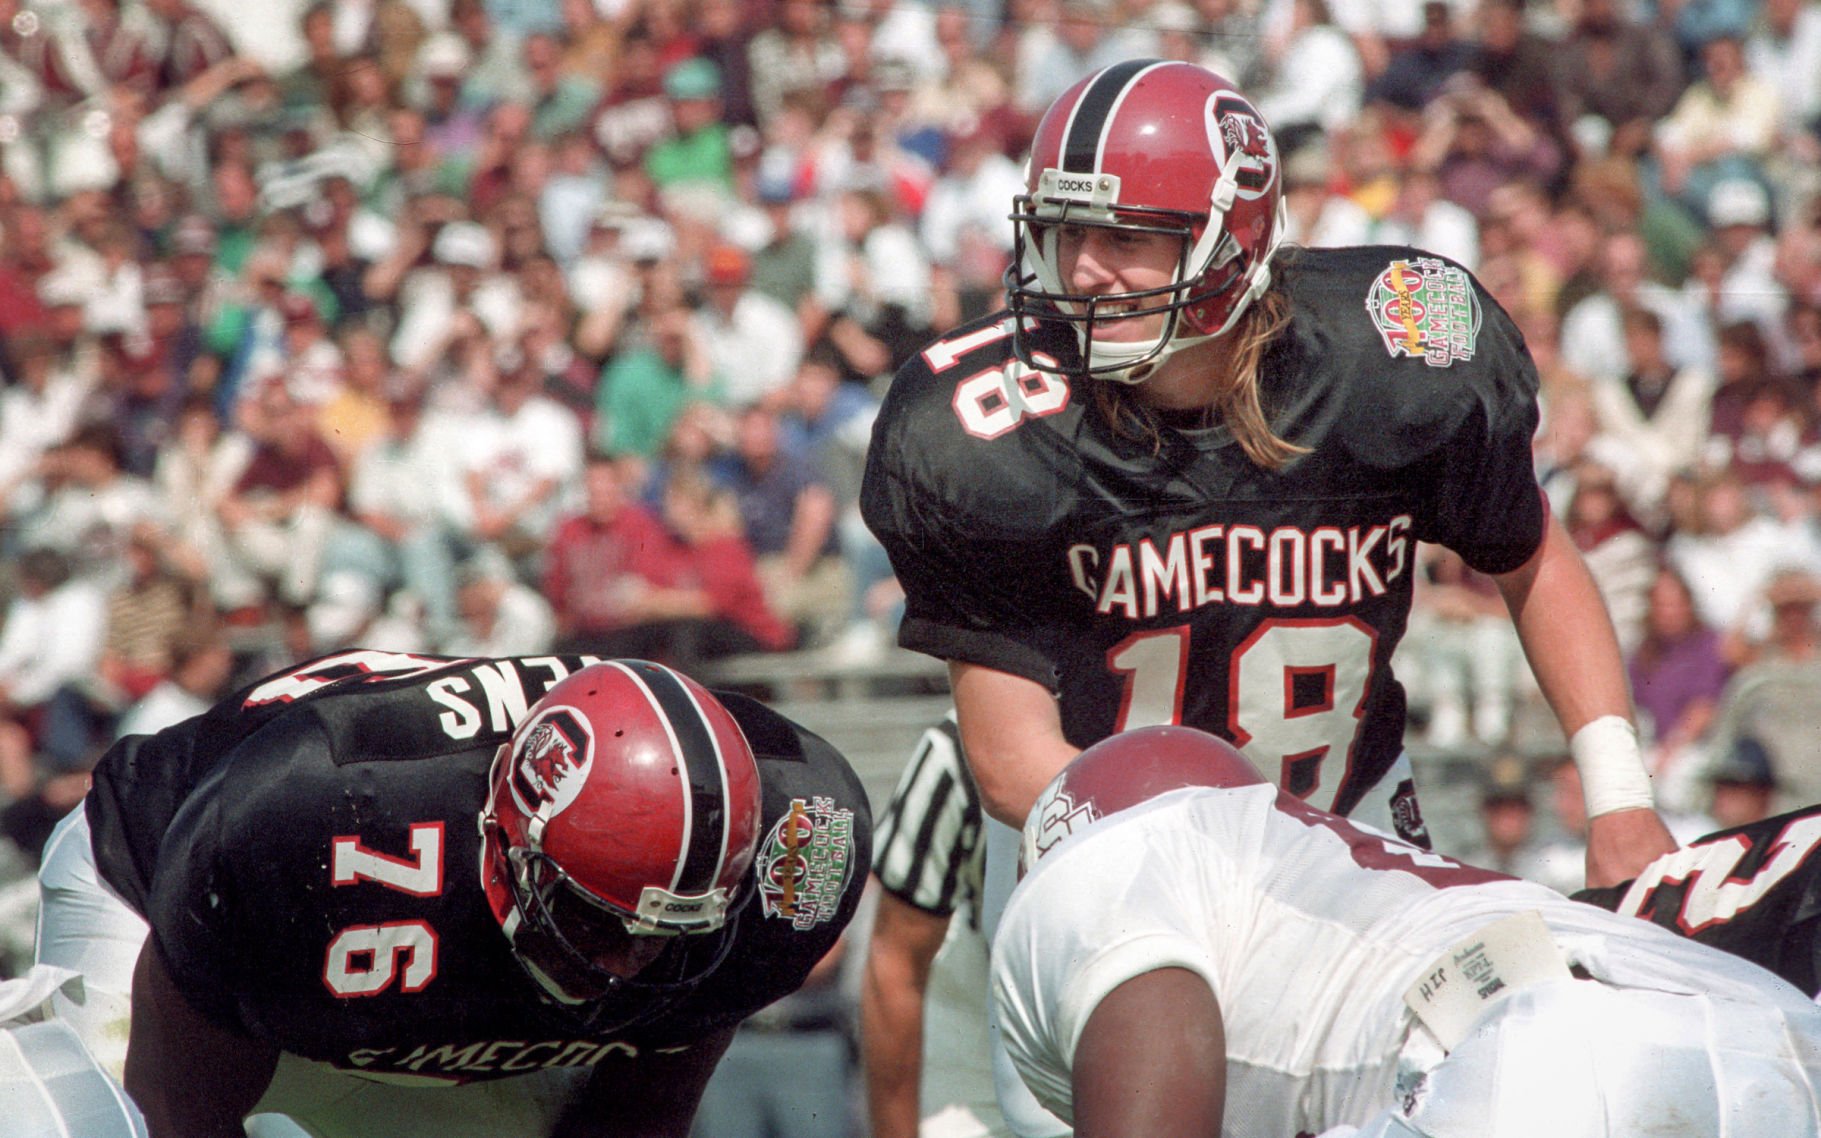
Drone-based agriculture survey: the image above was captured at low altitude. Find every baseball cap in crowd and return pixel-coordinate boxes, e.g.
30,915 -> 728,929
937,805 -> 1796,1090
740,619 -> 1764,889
664,57 -> 722,101
703,244 -> 751,286
142,267 -> 185,307
1710,736 -> 1778,789
1707,178 -> 1771,229
872,57 -> 917,94
1479,754 -> 1533,808
433,221 -> 495,268
280,292 -> 321,325
416,31 -> 470,79
619,218 -> 675,263
171,214 -> 218,256
37,271 -> 87,309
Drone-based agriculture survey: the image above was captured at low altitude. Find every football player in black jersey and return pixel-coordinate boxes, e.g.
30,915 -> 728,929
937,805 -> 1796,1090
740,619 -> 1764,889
48,651 -> 870,1138
860,58 -> 1673,888
1577,801 -> 1821,999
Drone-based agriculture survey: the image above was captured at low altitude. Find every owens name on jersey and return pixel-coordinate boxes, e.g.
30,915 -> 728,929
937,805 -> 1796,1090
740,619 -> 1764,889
862,246 -> 1545,822
85,650 -> 872,1084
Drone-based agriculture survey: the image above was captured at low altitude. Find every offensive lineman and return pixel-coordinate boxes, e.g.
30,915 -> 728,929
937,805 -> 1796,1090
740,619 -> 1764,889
36,651 -> 870,1137
992,726 -> 1821,1136
859,59 -> 1673,886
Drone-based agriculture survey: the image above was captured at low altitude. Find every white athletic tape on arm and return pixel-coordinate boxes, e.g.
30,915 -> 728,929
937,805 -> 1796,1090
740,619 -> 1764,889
1570,715 -> 1655,818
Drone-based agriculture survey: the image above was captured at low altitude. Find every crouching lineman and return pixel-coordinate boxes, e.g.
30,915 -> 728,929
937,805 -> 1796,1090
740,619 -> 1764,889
35,651 -> 871,1138
992,727 -> 1821,1138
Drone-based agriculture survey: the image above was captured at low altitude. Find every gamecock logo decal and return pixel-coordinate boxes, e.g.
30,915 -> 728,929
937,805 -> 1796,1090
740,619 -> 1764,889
508,706 -> 594,818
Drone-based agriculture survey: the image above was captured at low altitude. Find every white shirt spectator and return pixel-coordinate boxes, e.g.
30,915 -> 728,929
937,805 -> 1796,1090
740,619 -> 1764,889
451,392 -> 584,539
388,268 -> 523,372
700,291 -> 804,409
0,371 -> 93,496
1745,0 -> 1821,137
1253,20 -> 1363,138
347,409 -> 469,531
919,147 -> 1024,267
1561,284 -> 1717,384
0,577 -> 107,707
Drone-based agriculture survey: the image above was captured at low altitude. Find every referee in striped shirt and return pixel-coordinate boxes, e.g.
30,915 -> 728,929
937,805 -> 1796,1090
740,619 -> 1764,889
860,712 -> 1005,1138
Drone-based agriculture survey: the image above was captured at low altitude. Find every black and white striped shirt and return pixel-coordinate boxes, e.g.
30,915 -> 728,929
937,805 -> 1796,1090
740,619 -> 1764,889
872,713 -> 986,930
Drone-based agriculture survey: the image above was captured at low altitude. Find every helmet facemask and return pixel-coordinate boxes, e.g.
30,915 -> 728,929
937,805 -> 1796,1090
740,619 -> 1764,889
483,813 -> 738,1025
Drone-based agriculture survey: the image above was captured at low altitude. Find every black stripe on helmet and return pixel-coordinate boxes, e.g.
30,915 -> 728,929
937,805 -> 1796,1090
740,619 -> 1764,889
624,660 -> 728,895
1061,58 -> 1157,174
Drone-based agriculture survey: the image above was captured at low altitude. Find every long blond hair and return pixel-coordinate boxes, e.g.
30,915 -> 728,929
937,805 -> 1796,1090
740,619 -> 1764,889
1091,284 -> 1307,469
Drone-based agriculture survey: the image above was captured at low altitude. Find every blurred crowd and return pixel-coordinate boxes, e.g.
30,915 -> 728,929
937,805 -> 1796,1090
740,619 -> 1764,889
0,0 -> 1818,971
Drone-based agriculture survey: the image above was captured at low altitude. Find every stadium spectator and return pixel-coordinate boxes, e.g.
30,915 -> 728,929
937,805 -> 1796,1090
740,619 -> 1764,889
595,285 -> 722,464
1707,565 -> 1821,813
451,340 -> 585,571
0,549 -> 106,803
1561,229 -> 1716,385
697,242 -> 804,410
13,423 -> 166,586
1651,32 -> 1780,221
1449,753 -> 1554,882
110,624 -> 233,739
813,183 -> 935,382
441,558 -> 558,657
1565,460 -> 1658,658
746,0 -> 846,128
1250,0 -> 1363,158
1586,307 -> 1714,524
647,57 -> 735,196
717,402 -> 845,648
1629,563 -> 1735,813
1706,734 -> 1781,829
1554,0 -> 1686,159
211,382 -> 342,612
543,449 -> 687,656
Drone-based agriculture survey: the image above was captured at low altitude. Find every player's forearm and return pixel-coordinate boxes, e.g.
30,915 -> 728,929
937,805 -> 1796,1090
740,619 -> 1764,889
861,957 -> 930,1138
1495,515 -> 1633,737
861,896 -> 947,1138
951,662 -> 1080,828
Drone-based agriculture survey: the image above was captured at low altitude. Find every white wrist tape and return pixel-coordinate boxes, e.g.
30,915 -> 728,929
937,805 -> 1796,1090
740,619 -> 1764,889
1570,715 -> 1654,818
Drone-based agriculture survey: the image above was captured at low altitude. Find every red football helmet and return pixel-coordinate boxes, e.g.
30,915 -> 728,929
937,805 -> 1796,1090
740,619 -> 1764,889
479,660 -> 762,1007
1007,59 -> 1286,384
1021,726 -> 1266,869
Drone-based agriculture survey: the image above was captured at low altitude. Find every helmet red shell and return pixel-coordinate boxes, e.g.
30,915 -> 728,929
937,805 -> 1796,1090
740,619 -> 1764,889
481,660 -> 762,940
1009,60 -> 1285,379
1022,726 -> 1266,867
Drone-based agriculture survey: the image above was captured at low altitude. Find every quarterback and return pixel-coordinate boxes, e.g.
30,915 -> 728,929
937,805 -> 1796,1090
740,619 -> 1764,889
992,727 -> 1821,1136
35,651 -> 870,1138
860,59 -> 1673,886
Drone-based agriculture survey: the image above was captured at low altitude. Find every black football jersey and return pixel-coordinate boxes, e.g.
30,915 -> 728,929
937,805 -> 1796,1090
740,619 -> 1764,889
1575,804 -> 1821,998
86,650 -> 873,1083
862,246 -> 1545,822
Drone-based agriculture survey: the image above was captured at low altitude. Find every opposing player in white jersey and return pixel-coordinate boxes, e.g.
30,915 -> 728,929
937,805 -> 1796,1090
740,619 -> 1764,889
992,727 -> 1821,1137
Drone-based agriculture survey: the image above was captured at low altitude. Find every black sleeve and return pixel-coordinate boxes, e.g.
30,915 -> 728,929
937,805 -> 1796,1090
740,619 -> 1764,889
859,330 -> 1072,688
1399,266 -> 1546,574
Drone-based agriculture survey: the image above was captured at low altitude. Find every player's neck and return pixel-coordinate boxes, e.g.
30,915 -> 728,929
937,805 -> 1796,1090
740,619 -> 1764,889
1129,335 -> 1237,415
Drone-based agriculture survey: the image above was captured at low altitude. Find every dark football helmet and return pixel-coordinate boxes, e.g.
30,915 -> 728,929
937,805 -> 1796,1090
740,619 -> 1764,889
479,660 -> 762,1010
1022,726 -> 1267,869
1007,59 -> 1286,384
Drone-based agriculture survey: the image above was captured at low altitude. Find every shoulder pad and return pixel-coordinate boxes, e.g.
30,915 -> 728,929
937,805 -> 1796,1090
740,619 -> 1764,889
1274,247 -> 1538,470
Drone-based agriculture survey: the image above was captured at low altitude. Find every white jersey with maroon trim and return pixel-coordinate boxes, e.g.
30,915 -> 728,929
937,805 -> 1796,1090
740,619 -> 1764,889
991,783 -> 1821,1135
